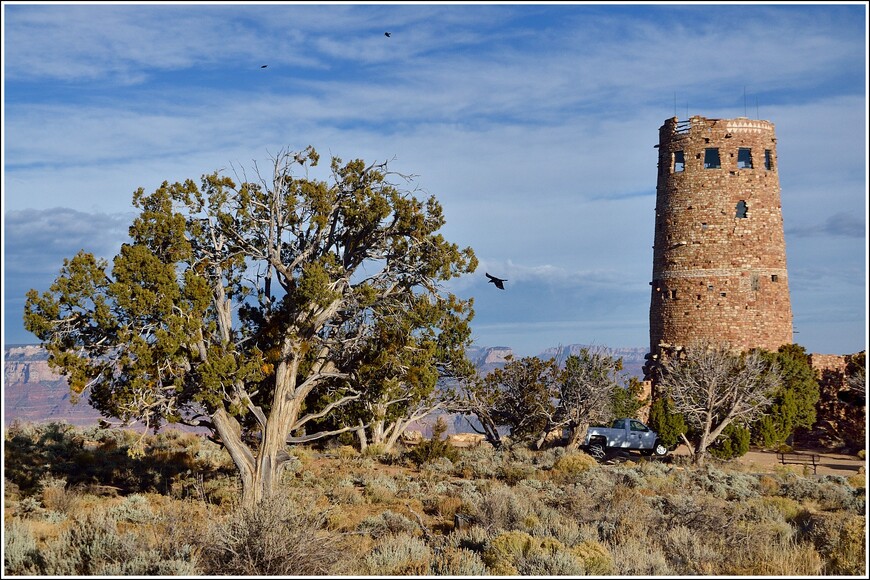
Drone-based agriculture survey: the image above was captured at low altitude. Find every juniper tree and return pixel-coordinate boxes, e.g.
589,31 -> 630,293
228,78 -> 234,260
656,341 -> 780,465
334,292 -> 473,454
465,356 -> 560,447
544,347 -> 625,450
846,351 -> 866,399
24,147 -> 477,506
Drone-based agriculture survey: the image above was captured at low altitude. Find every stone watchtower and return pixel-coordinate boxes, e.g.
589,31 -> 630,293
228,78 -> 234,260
648,115 -> 793,363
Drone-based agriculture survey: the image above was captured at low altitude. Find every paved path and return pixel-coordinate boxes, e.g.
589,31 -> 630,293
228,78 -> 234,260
737,449 -> 864,476
670,445 -> 865,476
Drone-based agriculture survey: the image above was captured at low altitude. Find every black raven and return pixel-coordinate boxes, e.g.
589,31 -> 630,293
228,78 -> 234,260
261,65 -> 268,68
486,273 -> 507,290
384,32 -> 391,37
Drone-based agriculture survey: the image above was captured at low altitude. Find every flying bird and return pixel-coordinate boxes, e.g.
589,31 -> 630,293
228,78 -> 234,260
384,32 -> 391,37
486,273 -> 507,290
260,65 -> 268,68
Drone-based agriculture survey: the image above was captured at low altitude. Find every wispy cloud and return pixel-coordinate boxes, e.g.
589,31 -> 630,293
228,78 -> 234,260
4,208 -> 132,274
787,212 -> 865,238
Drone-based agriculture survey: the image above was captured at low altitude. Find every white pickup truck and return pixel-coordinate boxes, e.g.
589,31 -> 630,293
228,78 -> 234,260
583,418 -> 669,459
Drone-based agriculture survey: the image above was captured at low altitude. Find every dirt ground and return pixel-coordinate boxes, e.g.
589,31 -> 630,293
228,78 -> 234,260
670,445 -> 866,477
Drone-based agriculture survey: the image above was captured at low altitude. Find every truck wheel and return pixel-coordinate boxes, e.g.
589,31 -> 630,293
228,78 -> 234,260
653,440 -> 669,457
589,440 -> 606,460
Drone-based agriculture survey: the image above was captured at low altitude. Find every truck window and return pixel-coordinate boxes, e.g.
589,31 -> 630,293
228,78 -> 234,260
612,419 -> 626,430
630,420 -> 649,432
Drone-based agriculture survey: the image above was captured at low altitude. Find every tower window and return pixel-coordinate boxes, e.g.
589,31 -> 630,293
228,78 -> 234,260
737,148 -> 753,169
701,222 -> 708,230
764,150 -> 774,170
670,289 -> 678,300
673,150 -> 685,172
751,274 -> 759,291
704,148 -> 721,169
771,274 -> 778,282
735,200 -> 748,218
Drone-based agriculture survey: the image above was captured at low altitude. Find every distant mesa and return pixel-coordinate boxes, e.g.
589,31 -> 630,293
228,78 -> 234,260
4,343 -> 647,427
5,343 -> 861,448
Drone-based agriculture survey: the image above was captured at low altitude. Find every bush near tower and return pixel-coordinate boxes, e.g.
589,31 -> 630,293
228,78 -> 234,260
751,344 -> 820,449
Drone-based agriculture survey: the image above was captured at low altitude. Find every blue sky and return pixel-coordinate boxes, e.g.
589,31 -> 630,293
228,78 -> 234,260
2,2 -> 867,358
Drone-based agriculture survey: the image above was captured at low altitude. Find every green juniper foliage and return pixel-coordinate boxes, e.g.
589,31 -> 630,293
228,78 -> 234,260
751,344 -> 820,448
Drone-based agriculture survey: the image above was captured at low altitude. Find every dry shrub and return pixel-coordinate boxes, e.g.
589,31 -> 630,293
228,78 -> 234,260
424,494 -> 463,518
452,444 -> 502,479
328,484 -> 365,506
846,466 -> 865,489
518,549 -> 585,575
362,442 -> 403,463
551,451 -> 598,482
601,484 -> 656,544
758,474 -> 781,495
3,518 -> 40,575
447,523 -> 491,553
610,536 -> 673,575
662,524 -> 723,575
336,445 -> 358,460
552,481 -> 603,522
795,511 -> 866,575
482,530 -> 604,575
357,510 -> 419,539
202,490 -> 341,575
570,539 -> 615,574
362,533 -> 433,575
362,475 -> 398,504
469,483 -> 539,532
40,480 -> 80,516
655,492 -> 732,535
498,461 -> 537,485
108,493 -> 154,523
199,474 -> 240,507
781,475 -> 864,512
152,498 -> 214,558
760,495 -> 804,522
722,538 -> 823,576
430,546 -> 488,575
528,513 -> 587,547
481,530 -> 547,575
288,444 -> 315,463
733,500 -> 795,545
30,508 -> 198,575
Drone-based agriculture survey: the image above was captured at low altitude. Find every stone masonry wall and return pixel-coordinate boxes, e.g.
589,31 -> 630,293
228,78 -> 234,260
649,116 -> 793,357
793,353 -> 866,451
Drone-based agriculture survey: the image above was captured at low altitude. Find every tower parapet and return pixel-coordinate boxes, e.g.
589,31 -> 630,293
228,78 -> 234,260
648,115 -> 793,361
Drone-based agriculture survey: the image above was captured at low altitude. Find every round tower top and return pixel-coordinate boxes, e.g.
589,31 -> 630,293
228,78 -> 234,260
659,115 -> 775,143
